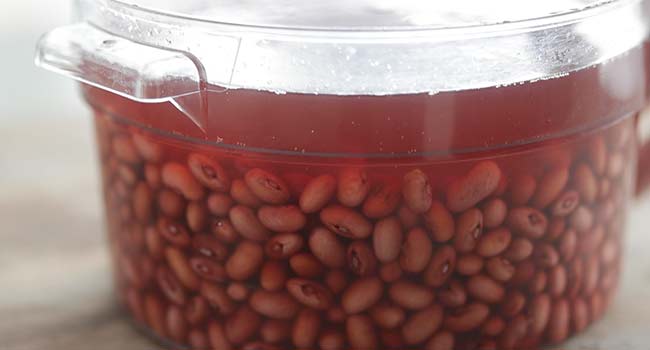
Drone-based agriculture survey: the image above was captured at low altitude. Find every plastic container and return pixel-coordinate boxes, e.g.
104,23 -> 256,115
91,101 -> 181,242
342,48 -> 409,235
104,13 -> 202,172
36,0 -> 650,349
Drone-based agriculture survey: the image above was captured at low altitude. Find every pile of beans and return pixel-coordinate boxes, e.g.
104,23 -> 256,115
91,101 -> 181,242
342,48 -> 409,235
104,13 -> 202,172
96,111 -> 633,350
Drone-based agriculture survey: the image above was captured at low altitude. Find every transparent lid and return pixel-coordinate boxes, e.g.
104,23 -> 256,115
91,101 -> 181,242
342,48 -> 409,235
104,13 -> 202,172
36,0 -> 649,99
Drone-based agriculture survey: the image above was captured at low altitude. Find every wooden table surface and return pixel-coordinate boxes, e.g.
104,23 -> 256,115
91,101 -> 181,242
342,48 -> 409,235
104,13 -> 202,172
1,118 -> 649,350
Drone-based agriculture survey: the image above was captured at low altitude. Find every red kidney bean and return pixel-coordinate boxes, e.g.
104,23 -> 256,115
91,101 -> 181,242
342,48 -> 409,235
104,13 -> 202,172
337,167 -> 370,207
572,297 -> 590,333
507,207 -> 548,239
548,265 -> 567,297
226,282 -> 250,301
504,238 -> 534,262
292,308 -> 321,348
444,303 -> 490,332
567,258 -> 584,298
347,241 -> 378,276
476,227 -> 512,257
485,257 -> 515,282
438,280 -> 467,308
581,224 -> 606,255
370,302 -> 406,329
447,161 -> 502,212
583,256 -> 601,296
574,163 -> 598,203
320,205 -> 373,239
550,190 -> 580,217
143,294 -> 166,338
403,169 -> 433,213
599,178 -> 612,199
454,208 -> 484,253
156,266 -> 186,305
402,305 -> 444,345
607,151 -> 625,178
249,290 -> 300,319
529,293 -> 551,336
558,229 -> 577,262
264,233 -> 304,260
225,305 -> 262,345
500,291 -> 526,318
590,291 -> 606,322
207,192 -> 234,217
286,278 -> 334,310
166,305 -> 188,342
427,331 -> 455,350
499,315 -> 528,350
398,205 -> 420,229
260,260 -> 288,292
192,234 -> 228,261
424,201 -> 456,243
133,182 -> 153,223
164,247 -> 200,290
245,168 -> 290,205
299,174 -> 336,213
325,269 -> 348,294
188,329 -> 209,349
482,198 -> 508,229
260,319 -> 291,344
210,218 -> 240,244
380,261 -> 404,283
347,314 -> 378,349
424,245 -> 456,287
186,201 -> 208,233
467,275 -> 505,303
388,282 -> 433,312
588,136 -> 608,175
400,227 -> 433,273
157,217 -> 191,247
318,329 -> 345,350
482,316 -> 505,337
456,254 -> 484,276
144,163 -> 162,189
547,299 -> 570,344
118,164 -> 137,186
200,282 -> 235,315
600,237 -> 620,266
131,133 -> 162,162
226,241 -> 264,281
381,329 -> 405,348
257,205 -> 307,233
289,253 -> 325,278
341,277 -> 383,314
145,226 -> 165,260
508,174 -> 537,205
373,216 -> 404,263
184,296 -> 208,325
308,227 -> 346,268
229,205 -> 270,242
158,189 -> 186,219
187,153 -> 230,192
189,256 -> 227,282
230,179 -> 263,208
571,205 -> 594,233
113,135 -> 141,164
546,217 -> 566,241
533,167 -> 569,208
162,162 -> 205,200
533,243 -> 560,268
363,182 -> 401,218
529,270 -> 548,294
511,260 -> 536,287
208,322 -> 233,350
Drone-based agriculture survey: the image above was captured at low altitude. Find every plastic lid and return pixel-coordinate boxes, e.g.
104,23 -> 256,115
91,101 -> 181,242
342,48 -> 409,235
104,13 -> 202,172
37,0 -> 649,98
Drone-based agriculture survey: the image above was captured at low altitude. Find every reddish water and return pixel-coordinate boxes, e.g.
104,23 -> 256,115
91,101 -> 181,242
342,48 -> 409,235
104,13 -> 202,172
84,44 -> 647,350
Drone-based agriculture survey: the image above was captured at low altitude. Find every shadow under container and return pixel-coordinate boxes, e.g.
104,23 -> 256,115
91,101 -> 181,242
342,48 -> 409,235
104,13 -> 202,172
36,0 -> 650,349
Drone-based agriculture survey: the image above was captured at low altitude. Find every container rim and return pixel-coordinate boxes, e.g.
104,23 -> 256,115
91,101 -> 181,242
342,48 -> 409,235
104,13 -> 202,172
109,0 -> 639,38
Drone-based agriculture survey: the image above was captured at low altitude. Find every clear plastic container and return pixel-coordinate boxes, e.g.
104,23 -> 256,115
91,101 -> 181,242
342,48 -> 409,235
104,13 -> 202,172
36,0 -> 650,349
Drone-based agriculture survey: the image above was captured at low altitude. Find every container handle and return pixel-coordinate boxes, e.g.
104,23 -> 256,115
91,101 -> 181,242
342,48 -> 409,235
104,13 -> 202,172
35,22 -> 203,103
